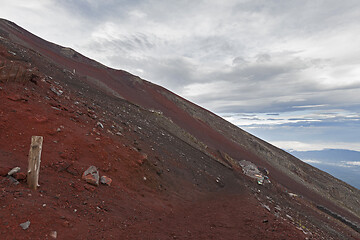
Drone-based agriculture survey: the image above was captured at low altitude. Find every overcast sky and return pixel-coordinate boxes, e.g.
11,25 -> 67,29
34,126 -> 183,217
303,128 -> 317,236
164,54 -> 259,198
1,0 -> 360,152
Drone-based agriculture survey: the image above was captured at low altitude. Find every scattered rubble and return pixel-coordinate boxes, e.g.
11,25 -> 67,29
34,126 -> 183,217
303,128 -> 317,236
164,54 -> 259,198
317,205 -> 360,233
8,50 -> 16,56
238,160 -> 270,185
50,86 -> 63,96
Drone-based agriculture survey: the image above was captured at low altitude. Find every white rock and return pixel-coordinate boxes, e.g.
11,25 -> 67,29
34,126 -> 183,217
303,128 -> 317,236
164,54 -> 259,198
50,231 -> 57,239
8,167 -> 20,176
20,221 -> 30,230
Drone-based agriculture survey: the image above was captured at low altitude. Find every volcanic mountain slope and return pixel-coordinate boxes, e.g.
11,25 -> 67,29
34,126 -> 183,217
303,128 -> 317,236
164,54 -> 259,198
0,18 -> 359,239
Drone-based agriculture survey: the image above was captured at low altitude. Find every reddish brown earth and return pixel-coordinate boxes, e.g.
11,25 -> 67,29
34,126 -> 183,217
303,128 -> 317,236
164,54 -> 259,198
0,19 -> 360,239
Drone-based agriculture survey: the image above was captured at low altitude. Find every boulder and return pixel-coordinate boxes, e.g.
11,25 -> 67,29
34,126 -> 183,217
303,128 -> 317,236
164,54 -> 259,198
82,166 -> 99,186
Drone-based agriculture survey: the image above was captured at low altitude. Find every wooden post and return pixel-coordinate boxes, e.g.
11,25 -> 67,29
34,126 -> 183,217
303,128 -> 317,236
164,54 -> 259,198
27,136 -> 43,190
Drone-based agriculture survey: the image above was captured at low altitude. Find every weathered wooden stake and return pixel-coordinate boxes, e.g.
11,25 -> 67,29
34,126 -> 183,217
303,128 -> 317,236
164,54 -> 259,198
27,136 -> 43,190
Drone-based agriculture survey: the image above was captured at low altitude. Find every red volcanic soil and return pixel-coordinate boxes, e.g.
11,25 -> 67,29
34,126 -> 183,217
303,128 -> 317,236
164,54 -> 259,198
0,19 -> 359,239
0,71 -> 307,240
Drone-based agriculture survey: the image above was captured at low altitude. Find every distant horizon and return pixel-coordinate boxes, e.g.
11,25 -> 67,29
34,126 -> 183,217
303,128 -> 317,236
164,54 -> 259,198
288,148 -> 360,153
285,148 -> 360,189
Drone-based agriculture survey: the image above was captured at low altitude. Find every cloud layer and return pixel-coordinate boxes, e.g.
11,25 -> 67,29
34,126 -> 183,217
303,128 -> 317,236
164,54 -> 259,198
1,1 -> 360,112
1,0 -> 360,151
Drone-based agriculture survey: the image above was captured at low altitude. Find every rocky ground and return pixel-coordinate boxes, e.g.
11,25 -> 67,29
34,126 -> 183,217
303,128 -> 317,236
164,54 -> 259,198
0,18 -> 359,239
0,68 -> 308,240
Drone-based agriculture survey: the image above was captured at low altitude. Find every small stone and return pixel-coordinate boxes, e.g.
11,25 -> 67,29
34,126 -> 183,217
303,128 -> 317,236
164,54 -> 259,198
8,167 -> 20,176
7,176 -> 19,185
100,176 -> 112,186
50,86 -> 63,96
20,221 -> 30,230
263,204 -> 271,212
13,172 -> 26,181
50,231 -> 57,239
84,184 -> 96,192
62,220 -> 71,228
82,166 -> 99,186
96,122 -> 104,129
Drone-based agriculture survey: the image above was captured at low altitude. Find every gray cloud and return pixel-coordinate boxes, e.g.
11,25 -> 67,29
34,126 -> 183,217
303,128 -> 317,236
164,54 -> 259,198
1,1 -> 360,150
28,0 -> 358,115
53,0 -> 143,22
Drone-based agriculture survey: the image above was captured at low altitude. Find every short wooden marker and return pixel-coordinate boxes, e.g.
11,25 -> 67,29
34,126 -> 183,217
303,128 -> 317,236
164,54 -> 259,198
27,136 -> 43,190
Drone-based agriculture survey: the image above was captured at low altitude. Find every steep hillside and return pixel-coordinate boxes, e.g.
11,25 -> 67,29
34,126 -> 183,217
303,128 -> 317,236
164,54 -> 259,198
0,19 -> 359,239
